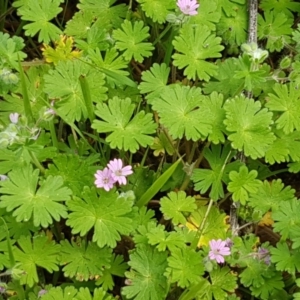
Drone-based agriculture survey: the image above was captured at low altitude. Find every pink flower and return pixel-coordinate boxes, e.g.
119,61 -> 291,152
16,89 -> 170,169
177,0 -> 199,16
9,113 -> 19,124
209,239 -> 231,264
94,167 -> 115,191
107,158 -> 133,185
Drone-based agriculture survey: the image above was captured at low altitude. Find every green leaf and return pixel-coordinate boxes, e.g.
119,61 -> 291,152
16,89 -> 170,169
248,179 -> 296,214
165,245 -> 204,288
77,0 -> 127,29
207,267 -> 237,300
185,206 -> 229,247
113,20 -> 154,63
260,0 -> 300,19
96,254 -> 128,291
249,269 -> 284,300
122,245 -> 168,300
217,4 -> 248,46
224,95 -> 275,159
173,24 -> 224,81
44,59 -> 107,122
136,0 -> 176,24
66,187 -> 135,248
191,143 -> 242,200
0,32 -> 27,69
258,11 -> 293,52
138,63 -> 170,102
65,10 -> 94,38
272,198 -> 300,240
0,164 -> 71,227
199,92 -> 227,144
14,235 -> 60,287
160,191 -> 197,225
270,242 -> 300,274
147,225 -> 185,252
151,85 -> 211,141
203,58 -> 244,98
60,239 -> 112,281
92,97 -> 156,153
228,166 -> 261,204
75,287 -> 114,300
45,154 -> 98,197
16,0 -> 63,43
88,47 -> 129,87
191,0 -> 221,31
40,286 -> 78,300
266,83 -> 300,134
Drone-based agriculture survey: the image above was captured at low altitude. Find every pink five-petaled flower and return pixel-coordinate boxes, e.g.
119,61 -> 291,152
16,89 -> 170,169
9,112 -> 19,124
209,239 -> 231,264
177,0 -> 199,16
107,158 -> 133,185
94,167 -> 115,191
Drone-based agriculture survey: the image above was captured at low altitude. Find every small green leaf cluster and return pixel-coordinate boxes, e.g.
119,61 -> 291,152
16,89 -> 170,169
1,0 -> 300,298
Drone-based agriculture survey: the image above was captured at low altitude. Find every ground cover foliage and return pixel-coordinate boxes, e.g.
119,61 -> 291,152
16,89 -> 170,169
1,0 -> 300,299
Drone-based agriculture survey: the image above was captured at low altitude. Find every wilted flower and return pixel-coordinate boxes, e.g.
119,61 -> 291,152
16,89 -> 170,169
257,247 -> 271,265
38,289 -> 47,298
94,167 -> 115,191
209,239 -> 231,263
177,0 -> 199,16
0,175 -> 8,181
9,113 -> 19,124
107,158 -> 133,185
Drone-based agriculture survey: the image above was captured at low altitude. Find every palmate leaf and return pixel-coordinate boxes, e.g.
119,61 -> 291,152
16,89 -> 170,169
185,206 -> 229,247
216,3 -> 248,46
207,267 -> 237,300
248,179 -> 296,214
88,48 -> 129,87
260,0 -> 300,17
224,95 -> 275,159
122,245 -> 168,300
191,0 -> 221,31
77,0 -> 127,29
173,24 -> 224,81
139,63 -> 170,102
40,286 -> 78,300
146,225 -> 185,252
165,245 -> 204,288
250,271 -> 284,300
13,235 -> 60,287
92,97 -> 156,153
45,154 -> 98,197
271,242 -> 300,274
203,58 -> 244,98
96,254 -> 128,291
191,143 -> 242,200
113,20 -> 154,63
272,198 -> 300,240
136,0 -> 176,24
266,83 -> 300,134
60,239 -> 112,281
258,11 -> 293,52
0,164 -> 71,227
44,59 -> 107,122
15,0 -> 63,43
75,287 -> 114,300
160,191 -> 197,225
227,166 -> 261,204
66,187 -> 135,248
199,92 -> 227,144
0,32 -> 27,69
151,85 -> 211,141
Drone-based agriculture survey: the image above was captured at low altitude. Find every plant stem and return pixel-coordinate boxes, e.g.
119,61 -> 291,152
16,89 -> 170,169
28,150 -> 46,174
191,198 -> 214,249
49,120 -> 58,148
